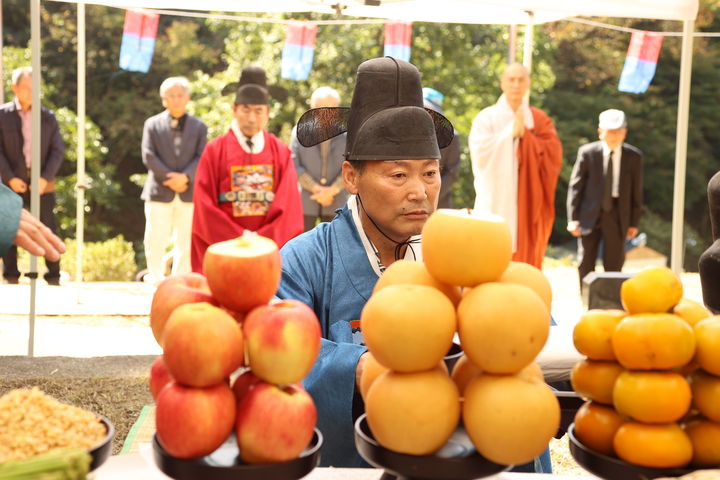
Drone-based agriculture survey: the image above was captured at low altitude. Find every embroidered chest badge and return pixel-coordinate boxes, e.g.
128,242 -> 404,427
229,164 -> 275,217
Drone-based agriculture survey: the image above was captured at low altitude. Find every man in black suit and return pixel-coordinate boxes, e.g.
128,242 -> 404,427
141,76 -> 207,284
0,67 -> 65,285
566,109 -> 643,289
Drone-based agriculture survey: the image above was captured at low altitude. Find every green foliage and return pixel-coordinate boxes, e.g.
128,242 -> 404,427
16,235 -> 137,281
60,236 -> 137,281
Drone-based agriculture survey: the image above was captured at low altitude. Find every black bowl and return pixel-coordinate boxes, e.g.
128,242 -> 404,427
355,414 -> 508,480
89,415 -> 115,471
443,343 -> 463,372
152,429 -> 322,480
568,424 -> 698,479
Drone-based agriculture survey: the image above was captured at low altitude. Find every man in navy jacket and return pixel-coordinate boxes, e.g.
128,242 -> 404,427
0,67 -> 65,285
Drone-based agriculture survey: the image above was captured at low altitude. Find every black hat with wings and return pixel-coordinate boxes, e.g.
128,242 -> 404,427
295,57 -> 453,161
222,65 -> 288,105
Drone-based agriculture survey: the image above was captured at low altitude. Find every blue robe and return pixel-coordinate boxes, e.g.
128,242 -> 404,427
0,183 -> 22,256
277,205 -> 371,467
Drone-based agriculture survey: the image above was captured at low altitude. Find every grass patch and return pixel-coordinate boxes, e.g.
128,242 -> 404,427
0,377 -> 152,455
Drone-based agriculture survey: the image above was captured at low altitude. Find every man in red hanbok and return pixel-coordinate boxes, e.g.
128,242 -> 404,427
191,66 -> 303,271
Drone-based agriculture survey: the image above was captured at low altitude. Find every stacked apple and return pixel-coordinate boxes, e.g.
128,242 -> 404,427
571,266 -> 720,469
148,233 -> 322,463
360,209 -> 560,467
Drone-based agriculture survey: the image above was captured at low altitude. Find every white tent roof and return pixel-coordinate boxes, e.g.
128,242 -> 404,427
56,0 -> 699,23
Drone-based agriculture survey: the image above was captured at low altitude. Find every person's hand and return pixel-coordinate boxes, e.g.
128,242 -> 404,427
38,177 -> 48,194
8,178 -> 27,193
163,172 -> 189,193
355,352 -> 369,391
311,186 -> 339,207
567,221 -> 581,238
627,227 -> 639,239
14,208 -> 66,261
512,108 -> 525,138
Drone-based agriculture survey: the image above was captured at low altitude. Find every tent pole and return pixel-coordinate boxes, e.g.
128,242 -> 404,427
76,0 -> 86,302
28,0 -> 42,357
522,10 -> 534,72
670,19 -> 695,274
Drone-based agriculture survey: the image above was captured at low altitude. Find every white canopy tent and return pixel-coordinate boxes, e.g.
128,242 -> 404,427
24,0 -> 698,355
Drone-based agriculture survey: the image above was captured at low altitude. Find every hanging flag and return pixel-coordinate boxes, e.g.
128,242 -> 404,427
618,31 -> 664,94
119,9 -> 160,73
281,21 -> 318,81
384,22 -> 412,62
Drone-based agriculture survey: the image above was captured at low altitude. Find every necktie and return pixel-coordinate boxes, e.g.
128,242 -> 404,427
602,151 -> 614,212
246,139 -> 254,153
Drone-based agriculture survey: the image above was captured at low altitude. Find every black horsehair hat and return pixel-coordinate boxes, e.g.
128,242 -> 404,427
222,65 -> 288,105
296,57 -> 454,161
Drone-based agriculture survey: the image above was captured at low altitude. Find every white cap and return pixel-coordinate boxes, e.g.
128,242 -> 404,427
598,109 -> 627,130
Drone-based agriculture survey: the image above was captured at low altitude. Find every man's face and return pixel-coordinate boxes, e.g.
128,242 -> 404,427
233,104 -> 269,137
500,64 -> 530,105
343,159 -> 441,239
598,128 -> 627,150
162,85 -> 190,118
12,75 -> 32,109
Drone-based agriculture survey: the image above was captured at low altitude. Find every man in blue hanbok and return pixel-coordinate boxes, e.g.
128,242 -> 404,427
277,57 -> 552,473
276,56 -> 454,467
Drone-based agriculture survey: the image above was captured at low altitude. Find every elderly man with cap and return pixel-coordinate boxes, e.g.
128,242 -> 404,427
567,109 -> 643,289
423,87 -> 460,208
276,57 -> 553,473
190,66 -> 303,271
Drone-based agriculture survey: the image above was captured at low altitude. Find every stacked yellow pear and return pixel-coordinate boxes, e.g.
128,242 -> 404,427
571,266 -> 720,469
361,209 -> 560,466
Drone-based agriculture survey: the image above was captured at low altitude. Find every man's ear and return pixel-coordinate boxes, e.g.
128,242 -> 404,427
342,161 -> 359,195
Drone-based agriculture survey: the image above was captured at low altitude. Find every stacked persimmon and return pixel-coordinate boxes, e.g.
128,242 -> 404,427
147,233 -> 321,464
360,209 -> 560,467
572,266 -> 720,469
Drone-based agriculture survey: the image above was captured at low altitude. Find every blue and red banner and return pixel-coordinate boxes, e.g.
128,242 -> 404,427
618,31 -> 664,94
384,22 -> 412,62
119,9 -> 159,73
281,21 -> 318,81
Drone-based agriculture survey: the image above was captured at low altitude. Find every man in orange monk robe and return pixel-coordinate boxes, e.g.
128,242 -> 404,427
469,63 -> 563,268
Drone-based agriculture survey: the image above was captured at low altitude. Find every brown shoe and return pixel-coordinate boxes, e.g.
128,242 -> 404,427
4,277 -> 19,285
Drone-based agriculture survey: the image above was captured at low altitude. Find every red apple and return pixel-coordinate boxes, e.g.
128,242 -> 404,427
231,369 -> 262,404
236,382 -> 317,463
163,302 -> 244,387
203,233 -> 281,313
243,300 -> 321,385
150,272 -> 216,345
149,355 -> 173,400
156,381 -> 236,459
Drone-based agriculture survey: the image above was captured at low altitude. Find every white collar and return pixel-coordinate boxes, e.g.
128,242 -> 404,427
231,120 -> 265,153
348,195 -> 423,277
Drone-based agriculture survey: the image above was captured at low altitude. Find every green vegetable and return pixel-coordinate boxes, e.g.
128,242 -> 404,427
0,448 -> 91,480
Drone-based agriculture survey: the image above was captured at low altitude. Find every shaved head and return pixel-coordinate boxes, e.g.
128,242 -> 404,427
501,62 -> 529,81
